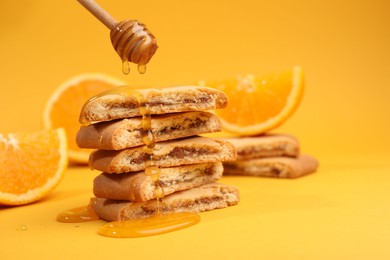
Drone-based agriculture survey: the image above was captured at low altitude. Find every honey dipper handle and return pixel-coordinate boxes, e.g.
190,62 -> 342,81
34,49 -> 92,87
77,0 -> 118,29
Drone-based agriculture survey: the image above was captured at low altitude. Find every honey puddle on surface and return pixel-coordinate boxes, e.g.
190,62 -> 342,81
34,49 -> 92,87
56,205 -> 99,223
57,205 -> 200,238
58,87 -> 200,237
98,212 -> 200,238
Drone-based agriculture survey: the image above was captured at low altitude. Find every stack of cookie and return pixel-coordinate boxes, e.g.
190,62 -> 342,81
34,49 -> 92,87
76,85 -> 240,221
221,134 -> 318,178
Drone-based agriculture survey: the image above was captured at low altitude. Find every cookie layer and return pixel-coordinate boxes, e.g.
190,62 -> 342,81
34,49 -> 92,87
89,136 -> 237,173
91,183 -> 240,221
76,111 -> 221,150
79,85 -> 228,124
223,154 -> 319,178
221,134 -> 299,160
93,162 -> 223,201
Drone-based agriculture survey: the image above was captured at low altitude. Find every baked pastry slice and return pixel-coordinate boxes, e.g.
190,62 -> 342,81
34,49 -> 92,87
93,162 -> 223,201
223,154 -> 319,178
76,111 -> 221,150
91,183 -> 240,221
89,136 -> 237,173
220,134 -> 300,160
79,85 -> 228,124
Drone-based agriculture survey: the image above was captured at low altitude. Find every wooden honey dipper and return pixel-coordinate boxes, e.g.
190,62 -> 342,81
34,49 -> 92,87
77,0 -> 158,74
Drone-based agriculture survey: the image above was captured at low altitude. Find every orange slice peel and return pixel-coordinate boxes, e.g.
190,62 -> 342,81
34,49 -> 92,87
0,128 -> 67,206
203,66 -> 304,136
43,73 -> 126,164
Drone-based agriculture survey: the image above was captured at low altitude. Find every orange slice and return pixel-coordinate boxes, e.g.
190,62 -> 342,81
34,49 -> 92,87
43,73 -> 126,164
0,128 -> 67,206
203,66 -> 304,136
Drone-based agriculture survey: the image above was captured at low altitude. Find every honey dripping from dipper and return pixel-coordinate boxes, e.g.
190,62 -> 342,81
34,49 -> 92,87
77,0 -> 158,74
111,20 -> 157,75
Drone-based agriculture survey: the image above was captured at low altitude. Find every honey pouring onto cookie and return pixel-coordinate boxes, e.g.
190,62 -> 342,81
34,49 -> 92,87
57,1 -> 240,238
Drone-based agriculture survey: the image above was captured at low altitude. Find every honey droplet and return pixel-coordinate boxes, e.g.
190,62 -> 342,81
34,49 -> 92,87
98,212 -> 200,238
156,198 -> 163,214
56,205 -> 99,223
154,185 -> 164,198
122,60 -> 130,75
138,64 -> 147,74
141,114 -> 152,129
144,166 -> 160,176
142,130 -> 155,148
16,224 -> 27,231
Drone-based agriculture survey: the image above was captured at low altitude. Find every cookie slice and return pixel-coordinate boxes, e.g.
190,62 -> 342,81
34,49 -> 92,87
221,134 -> 300,160
89,136 -> 237,174
223,154 -> 319,178
91,183 -> 240,221
93,162 -> 223,202
79,86 -> 228,124
76,111 -> 221,150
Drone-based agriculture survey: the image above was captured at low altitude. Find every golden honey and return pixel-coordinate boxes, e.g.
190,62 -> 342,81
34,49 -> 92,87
57,205 -> 99,223
98,212 -> 200,238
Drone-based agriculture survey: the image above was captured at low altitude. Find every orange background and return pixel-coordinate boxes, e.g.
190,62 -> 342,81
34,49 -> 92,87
1,0 -> 390,259
1,0 -> 389,159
